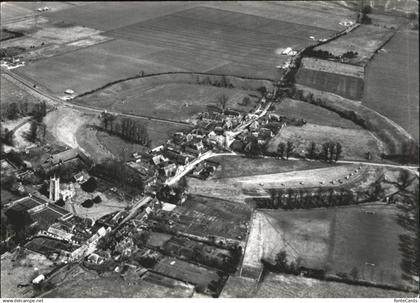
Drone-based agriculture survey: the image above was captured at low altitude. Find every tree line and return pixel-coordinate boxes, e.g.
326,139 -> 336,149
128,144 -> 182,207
100,112 -> 151,147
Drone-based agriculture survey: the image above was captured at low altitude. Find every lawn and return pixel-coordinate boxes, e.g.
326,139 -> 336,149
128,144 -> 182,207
273,98 -> 360,129
257,203 -> 417,290
75,75 -> 262,122
363,28 -> 419,142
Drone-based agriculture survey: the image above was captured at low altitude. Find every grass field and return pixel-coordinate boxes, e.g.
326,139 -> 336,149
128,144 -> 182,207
0,74 -> 39,107
274,98 -> 361,129
76,75 -> 262,122
314,24 -> 394,65
363,28 -> 419,142
256,272 -> 416,298
257,204 -> 417,289
267,123 -> 383,160
212,156 -> 332,179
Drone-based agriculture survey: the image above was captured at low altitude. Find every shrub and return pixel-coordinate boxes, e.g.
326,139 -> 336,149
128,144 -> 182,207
81,199 -> 93,208
81,177 -> 97,193
93,195 -> 102,204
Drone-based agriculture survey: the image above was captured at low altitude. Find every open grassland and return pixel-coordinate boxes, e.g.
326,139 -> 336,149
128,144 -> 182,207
17,39 -> 172,95
212,156 -> 332,179
42,264 -> 193,298
274,98 -> 360,129
0,74 -> 39,106
314,25 -> 394,65
267,123 -> 383,160
364,29 -> 419,142
75,74 -> 264,122
256,272 -> 416,298
257,204 -> 418,290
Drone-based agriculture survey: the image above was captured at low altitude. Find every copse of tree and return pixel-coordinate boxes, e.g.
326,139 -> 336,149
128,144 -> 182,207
277,142 -> 286,159
0,126 -> 14,146
32,101 -> 47,122
286,141 -> 294,159
307,142 -> 317,159
26,121 -> 38,143
81,177 -> 97,193
99,114 -> 151,147
217,95 -> 229,110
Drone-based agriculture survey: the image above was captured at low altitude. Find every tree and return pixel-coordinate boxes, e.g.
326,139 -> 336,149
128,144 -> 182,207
81,177 -> 97,193
335,142 -> 342,161
307,142 -> 317,159
286,141 -> 294,159
6,103 -> 19,120
217,95 -> 229,110
241,96 -> 250,106
277,142 -> 286,159
350,266 -> 359,280
26,121 -> 38,143
33,102 -> 47,122
361,5 -> 372,15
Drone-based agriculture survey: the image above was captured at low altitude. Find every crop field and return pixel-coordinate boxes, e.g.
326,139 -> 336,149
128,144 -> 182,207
267,123 -> 383,160
256,204 -> 417,289
314,25 -> 394,65
105,6 -> 334,80
295,68 -> 365,101
364,28 -> 419,142
15,3 -> 350,94
274,98 -> 360,129
76,79 -> 260,122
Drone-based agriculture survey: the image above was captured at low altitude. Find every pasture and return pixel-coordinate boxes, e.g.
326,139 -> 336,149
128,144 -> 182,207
75,74 -> 263,122
314,25 -> 394,65
258,203 -> 417,290
274,98 -> 361,129
267,123 -> 383,160
364,28 -> 419,142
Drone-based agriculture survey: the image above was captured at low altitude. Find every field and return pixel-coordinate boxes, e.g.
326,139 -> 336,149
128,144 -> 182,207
173,195 -> 252,241
254,204 -> 418,290
256,272 -> 416,298
75,74 -> 262,122
0,74 -> 39,107
363,28 -> 419,142
1,250 -> 55,298
14,2 -> 351,95
95,119 -> 193,159
42,264 -> 194,298
212,156 -> 333,179
295,68 -> 365,101
314,24 -> 395,65
267,123 -> 383,160
273,98 -> 361,129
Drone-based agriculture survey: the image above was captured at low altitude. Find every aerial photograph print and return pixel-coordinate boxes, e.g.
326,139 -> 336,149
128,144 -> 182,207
0,0 -> 419,300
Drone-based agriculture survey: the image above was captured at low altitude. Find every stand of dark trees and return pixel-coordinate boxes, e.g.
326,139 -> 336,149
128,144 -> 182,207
89,159 -> 144,194
99,113 -> 151,147
254,188 -> 356,210
1,101 -> 47,121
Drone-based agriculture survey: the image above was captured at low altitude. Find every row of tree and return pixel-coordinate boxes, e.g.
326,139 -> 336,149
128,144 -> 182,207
100,113 -> 151,147
256,188 -> 355,210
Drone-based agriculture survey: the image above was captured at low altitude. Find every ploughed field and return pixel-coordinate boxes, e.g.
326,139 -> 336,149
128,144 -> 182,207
14,3 -> 349,95
363,28 -> 419,142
